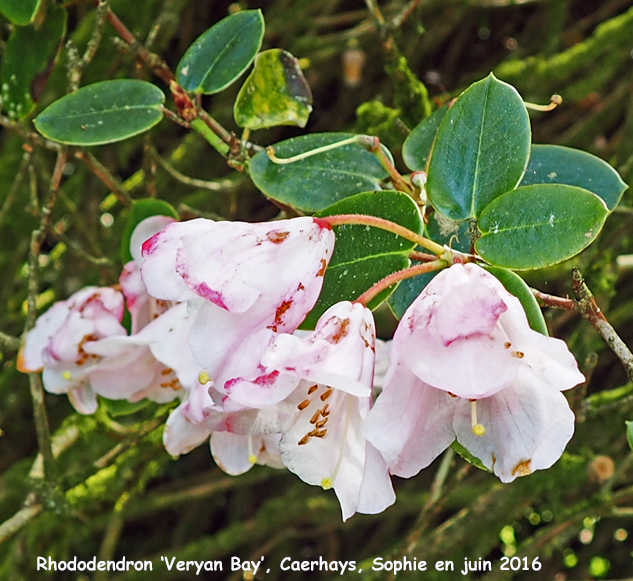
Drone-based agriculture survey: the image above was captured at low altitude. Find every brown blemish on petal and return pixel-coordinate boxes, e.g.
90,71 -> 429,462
491,453 -> 496,469
504,342 -> 511,349
447,392 -> 457,398
331,318 -> 350,344
268,300 -> 293,332
512,459 -> 532,476
317,259 -> 327,277
267,230 -> 290,244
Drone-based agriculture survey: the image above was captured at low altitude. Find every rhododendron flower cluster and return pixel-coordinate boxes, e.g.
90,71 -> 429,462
19,216 -> 584,520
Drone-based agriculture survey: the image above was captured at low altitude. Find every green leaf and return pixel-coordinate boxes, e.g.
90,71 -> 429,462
34,80 -> 165,146
476,184 -> 608,270
451,441 -> 491,473
301,190 -> 423,329
120,198 -> 178,265
387,211 -> 470,320
426,73 -> 531,221
402,104 -> 448,171
626,421 -> 633,452
520,144 -> 627,211
101,397 -> 150,417
234,49 -> 312,130
1,4 -> 66,120
484,266 -> 548,335
249,133 -> 391,213
176,10 -> 264,94
0,0 -> 41,25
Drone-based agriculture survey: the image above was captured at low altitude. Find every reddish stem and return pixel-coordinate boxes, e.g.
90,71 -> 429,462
354,260 -> 446,306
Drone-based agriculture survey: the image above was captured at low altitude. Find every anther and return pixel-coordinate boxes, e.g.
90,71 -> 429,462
511,351 -> 524,359
297,434 -> 310,446
504,342 -> 511,349
307,384 -> 318,395
320,388 -> 333,401
321,404 -> 330,416
315,417 -> 329,429
297,399 -> 310,410
198,371 -> 211,384
471,400 -> 486,436
309,409 -> 322,424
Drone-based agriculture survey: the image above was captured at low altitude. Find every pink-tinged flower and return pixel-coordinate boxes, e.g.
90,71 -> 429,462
84,302 -> 197,404
225,301 -> 395,521
120,215 -> 177,333
364,263 -> 584,483
211,432 -> 284,475
139,217 -> 334,372
18,287 -> 126,414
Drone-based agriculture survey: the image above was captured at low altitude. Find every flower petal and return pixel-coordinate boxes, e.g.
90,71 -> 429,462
452,371 -> 576,483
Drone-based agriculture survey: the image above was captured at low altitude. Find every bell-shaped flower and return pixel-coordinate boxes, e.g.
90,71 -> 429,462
84,302 -> 197,405
18,286 -> 126,414
139,217 -> 334,373
120,215 -> 177,334
225,301 -> 395,521
364,263 -> 584,483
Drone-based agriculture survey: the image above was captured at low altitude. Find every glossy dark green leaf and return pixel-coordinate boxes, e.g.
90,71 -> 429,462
301,190 -> 423,329
520,144 -> 627,211
120,198 -> 178,265
249,133 -> 391,213
484,266 -> 548,335
427,74 -> 531,221
234,49 -> 312,130
387,211 -> 470,320
402,104 -> 448,171
0,0 -> 40,25
34,80 -> 165,145
176,10 -> 264,94
476,184 -> 608,270
1,4 -> 66,120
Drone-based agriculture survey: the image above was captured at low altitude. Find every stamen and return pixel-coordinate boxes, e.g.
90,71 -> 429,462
297,434 -> 310,446
471,400 -> 486,436
309,409 -> 322,424
321,396 -> 351,490
247,436 -> 257,464
504,342 -> 511,349
307,384 -> 318,395
315,417 -> 329,429
320,388 -> 333,401
297,399 -> 310,410
198,371 -> 210,384
62,371 -> 72,380
321,404 -> 330,416
511,351 -> 524,359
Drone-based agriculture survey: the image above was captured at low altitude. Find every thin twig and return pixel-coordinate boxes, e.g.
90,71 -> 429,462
73,150 -> 132,207
148,146 -> 239,192
0,505 -> 43,545
0,331 -> 21,352
0,148 -> 32,226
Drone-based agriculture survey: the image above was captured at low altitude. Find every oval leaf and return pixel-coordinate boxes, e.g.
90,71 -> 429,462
301,190 -> 423,328
402,104 -> 448,171
249,133 -> 391,213
234,49 -> 312,130
484,266 -> 548,335
520,144 -> 627,211
476,184 -> 608,270
176,10 -> 264,94
0,0 -> 41,25
34,80 -> 165,145
1,4 -> 66,120
427,73 -> 531,221
120,198 -> 178,265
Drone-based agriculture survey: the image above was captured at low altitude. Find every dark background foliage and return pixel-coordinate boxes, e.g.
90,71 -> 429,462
1,0 -> 633,579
